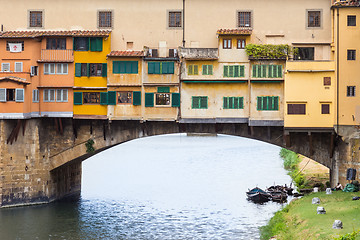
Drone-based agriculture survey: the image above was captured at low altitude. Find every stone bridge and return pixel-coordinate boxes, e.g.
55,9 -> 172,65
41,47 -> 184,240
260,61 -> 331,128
0,118 -> 355,207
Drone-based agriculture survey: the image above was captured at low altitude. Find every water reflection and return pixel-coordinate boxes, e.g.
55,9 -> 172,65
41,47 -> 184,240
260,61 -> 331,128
0,134 -> 291,240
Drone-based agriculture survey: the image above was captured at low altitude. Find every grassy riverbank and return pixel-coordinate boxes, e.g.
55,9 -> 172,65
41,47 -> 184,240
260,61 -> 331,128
260,191 -> 360,239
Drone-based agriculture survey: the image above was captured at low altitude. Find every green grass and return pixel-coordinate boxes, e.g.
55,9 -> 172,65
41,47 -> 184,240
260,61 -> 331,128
260,191 -> 360,240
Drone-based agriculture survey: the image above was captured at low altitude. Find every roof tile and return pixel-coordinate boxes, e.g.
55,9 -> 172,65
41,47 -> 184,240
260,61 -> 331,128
216,28 -> 252,35
0,30 -> 111,38
0,76 -> 30,85
107,50 -> 144,57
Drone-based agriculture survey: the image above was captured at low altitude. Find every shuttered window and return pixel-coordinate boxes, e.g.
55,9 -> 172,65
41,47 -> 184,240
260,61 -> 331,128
148,62 -> 174,74
192,96 -> 208,109
74,92 -> 83,105
268,65 -> 282,78
100,92 -> 108,105
75,63 -> 107,76
202,65 -> 213,75
188,65 -> 198,75
145,93 -> 154,107
223,97 -> 244,109
171,93 -> 180,107
107,91 -> 116,105
133,91 -> 141,106
90,37 -> 103,52
287,104 -> 306,115
252,65 -> 267,78
223,65 -> 245,77
257,96 -> 279,111
0,88 -> 5,102
113,61 -> 138,74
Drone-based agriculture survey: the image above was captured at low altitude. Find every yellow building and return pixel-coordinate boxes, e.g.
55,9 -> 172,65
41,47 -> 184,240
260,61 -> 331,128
72,31 -> 111,119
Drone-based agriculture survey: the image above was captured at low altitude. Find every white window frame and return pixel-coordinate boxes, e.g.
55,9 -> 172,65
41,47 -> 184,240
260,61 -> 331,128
56,63 -> 68,74
44,63 -> 55,75
1,63 -> 10,72
15,62 -> 23,72
0,88 -> 6,102
30,66 -> 38,76
32,89 -> 39,102
15,89 -> 24,102
56,89 -> 68,102
155,93 -> 171,106
44,89 -> 55,102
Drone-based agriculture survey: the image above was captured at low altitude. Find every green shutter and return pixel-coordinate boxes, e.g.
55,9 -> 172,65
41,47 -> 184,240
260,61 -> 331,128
223,97 -> 228,109
107,91 -> 116,105
274,96 -> 279,110
239,97 -> 244,109
192,97 -> 199,109
73,38 -> 76,50
162,62 -> 168,74
277,65 -> 282,78
74,92 -> 83,105
224,66 -> 229,77
87,63 -> 90,77
202,65 -> 207,75
200,96 -> 208,109
257,96 -> 261,110
239,65 -> 245,77
158,87 -> 170,93
125,62 -> 132,73
188,65 -> 193,75
119,62 -> 126,73
133,91 -> 141,105
90,37 -> 103,52
113,61 -> 120,74
132,61 -> 138,74
75,63 -> 81,77
229,66 -> 234,77
208,65 -> 213,75
171,93 -> 180,107
261,65 -> 267,78
102,63 -> 107,77
154,62 -> 161,74
234,66 -> 240,77
148,62 -> 155,74
168,62 -> 174,74
145,93 -> 154,107
252,65 -> 258,78
100,92 -> 108,105
194,65 -> 198,75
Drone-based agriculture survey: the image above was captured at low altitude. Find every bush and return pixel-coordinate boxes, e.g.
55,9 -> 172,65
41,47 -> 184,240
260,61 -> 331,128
333,230 -> 360,240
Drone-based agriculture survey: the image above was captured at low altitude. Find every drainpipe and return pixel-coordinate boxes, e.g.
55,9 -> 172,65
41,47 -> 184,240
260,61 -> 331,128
336,7 -> 339,135
182,0 -> 185,47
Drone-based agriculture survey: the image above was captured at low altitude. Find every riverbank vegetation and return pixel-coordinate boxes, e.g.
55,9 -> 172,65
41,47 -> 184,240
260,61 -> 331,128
260,191 -> 360,239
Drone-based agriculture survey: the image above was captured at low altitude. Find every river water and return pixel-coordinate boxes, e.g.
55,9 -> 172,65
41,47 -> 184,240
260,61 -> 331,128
0,134 -> 292,240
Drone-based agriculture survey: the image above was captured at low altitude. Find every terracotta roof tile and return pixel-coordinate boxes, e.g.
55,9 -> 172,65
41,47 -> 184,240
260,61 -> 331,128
107,50 -> 144,57
0,30 -> 111,38
0,76 -> 30,85
332,0 -> 360,7
216,28 -> 252,35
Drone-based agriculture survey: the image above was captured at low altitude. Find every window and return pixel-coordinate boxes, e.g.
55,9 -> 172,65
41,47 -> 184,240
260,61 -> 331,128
29,10 -> 43,28
74,37 -> 89,51
44,64 -> 56,75
81,64 -> 87,76
223,39 -> 232,49
83,92 -> 100,104
113,61 -> 138,74
155,93 -> 171,106
347,50 -> 356,60
348,15 -> 356,26
15,62 -> 22,72
347,86 -> 356,97
44,89 -> 55,102
75,63 -> 107,77
238,11 -> 252,28
202,65 -> 213,75
168,11 -> 182,28
56,64 -> 68,74
117,92 -> 132,104
252,65 -> 267,78
294,47 -> 314,60
252,65 -> 282,78
0,89 -> 5,102
257,96 -> 279,111
237,39 -> 246,49
89,63 -> 103,76
188,65 -> 199,75
6,89 -> 15,101
31,66 -> 38,76
287,104 -> 306,115
32,89 -> 39,102
321,104 -> 330,114
323,77 -> 331,86
90,38 -> 103,52
223,97 -> 244,109
268,65 -> 282,78
46,38 -> 66,50
307,10 -> 321,28
98,10 -> 113,28
148,62 -> 174,74
56,89 -> 68,102
224,65 -> 245,77
1,63 -> 10,72
6,41 -> 24,51
192,96 -> 208,109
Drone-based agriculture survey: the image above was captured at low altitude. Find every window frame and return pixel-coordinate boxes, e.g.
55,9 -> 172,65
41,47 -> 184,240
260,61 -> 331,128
347,15 -> 356,27
117,91 -> 133,104
192,96 -> 208,109
44,63 -> 56,75
89,63 -> 103,77
46,38 -> 66,50
347,50 -> 356,61
347,86 -> 356,97
294,47 -> 315,60
155,93 -> 171,106
237,39 -> 246,49
223,97 -> 244,109
6,89 -> 15,102
32,89 -> 39,103
56,89 -> 68,102
1,63 -> 10,72
14,62 -> 23,72
168,10 -> 182,28
237,11 -> 252,28
257,96 -> 279,111
98,10 -> 113,29
43,89 -> 56,102
321,104 -> 330,114
223,39 -> 232,49
29,10 -> 44,28
287,103 -> 306,115
307,10 -> 322,28
83,92 -> 101,104
202,65 -> 213,75
188,64 -> 199,75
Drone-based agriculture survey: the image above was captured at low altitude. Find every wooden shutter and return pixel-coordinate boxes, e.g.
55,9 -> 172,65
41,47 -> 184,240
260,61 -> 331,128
90,37 -> 103,51
107,91 -> 116,105
73,92 -> 83,105
228,66 -> 234,77
268,65 -> 274,78
234,66 -> 240,77
257,96 -> 262,110
154,62 -> 161,74
252,65 -> 259,78
168,62 -> 174,74
125,62 -> 132,73
239,97 -> 244,109
158,87 -> 170,93
15,89 -> 24,102
239,65 -> 245,77
119,61 -> 126,73
277,65 -> 282,78
0,89 -> 5,102
75,63 -> 82,77
145,93 -> 154,107
261,65 -> 267,78
194,65 -> 198,75
192,97 -> 200,109
188,65 -> 193,75
208,65 -> 213,75
162,62 -> 168,74
113,61 -> 119,74
223,97 -> 228,109
133,91 -> 141,105
100,92 -> 108,105
131,61 -> 138,74
200,96 -> 207,108
148,62 -> 155,74
171,93 -> 180,107
202,65 -> 207,75
87,63 -> 90,77
102,63 -> 107,77
224,66 -> 229,77
288,103 -> 306,114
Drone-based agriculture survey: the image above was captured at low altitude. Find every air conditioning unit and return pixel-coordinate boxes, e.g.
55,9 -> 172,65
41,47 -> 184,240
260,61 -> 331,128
169,49 -> 178,57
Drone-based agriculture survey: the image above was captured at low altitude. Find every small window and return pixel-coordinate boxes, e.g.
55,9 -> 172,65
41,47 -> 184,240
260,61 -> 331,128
15,62 -> 23,72
238,11 -> 252,28
192,96 -> 208,109
31,66 -> 38,76
81,63 -> 88,76
6,89 -> 15,101
321,104 -> 330,114
224,65 -> 245,78
118,92 -> 132,104
188,65 -> 199,75
348,15 -> 356,26
257,96 -> 279,111
56,64 -> 68,74
287,104 -> 306,115
113,61 -> 138,74
74,37 -> 89,51
44,63 -> 56,75
98,10 -> 113,28
83,92 -> 100,104
347,50 -> 356,60
168,11 -> 182,28
6,41 -> 24,51
202,65 -> 213,75
56,89 -> 68,102
237,39 -> 246,49
46,38 -> 66,50
32,89 -> 39,102
294,47 -> 314,60
15,89 -> 24,102
44,89 -> 55,102
89,63 -> 103,76
1,63 -> 10,72
323,77 -> 331,86
29,10 -> 43,28
347,86 -> 356,97
155,93 -> 171,106
148,62 -> 174,74
223,97 -> 244,109
223,39 -> 232,49
308,10 -> 321,28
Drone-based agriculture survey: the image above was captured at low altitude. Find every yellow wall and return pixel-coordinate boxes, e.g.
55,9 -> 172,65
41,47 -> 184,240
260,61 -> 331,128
107,86 -> 142,120
107,57 -> 142,86
73,90 -> 107,117
143,61 -> 180,85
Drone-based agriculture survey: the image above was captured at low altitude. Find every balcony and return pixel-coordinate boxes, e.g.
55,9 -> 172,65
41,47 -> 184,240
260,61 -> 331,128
38,49 -> 74,63
143,47 -> 179,60
179,48 -> 218,60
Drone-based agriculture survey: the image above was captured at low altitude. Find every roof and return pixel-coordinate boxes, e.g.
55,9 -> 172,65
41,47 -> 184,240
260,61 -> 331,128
107,50 -> 144,57
0,76 -> 30,85
216,29 -> 252,36
332,0 -> 360,7
0,30 -> 111,38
